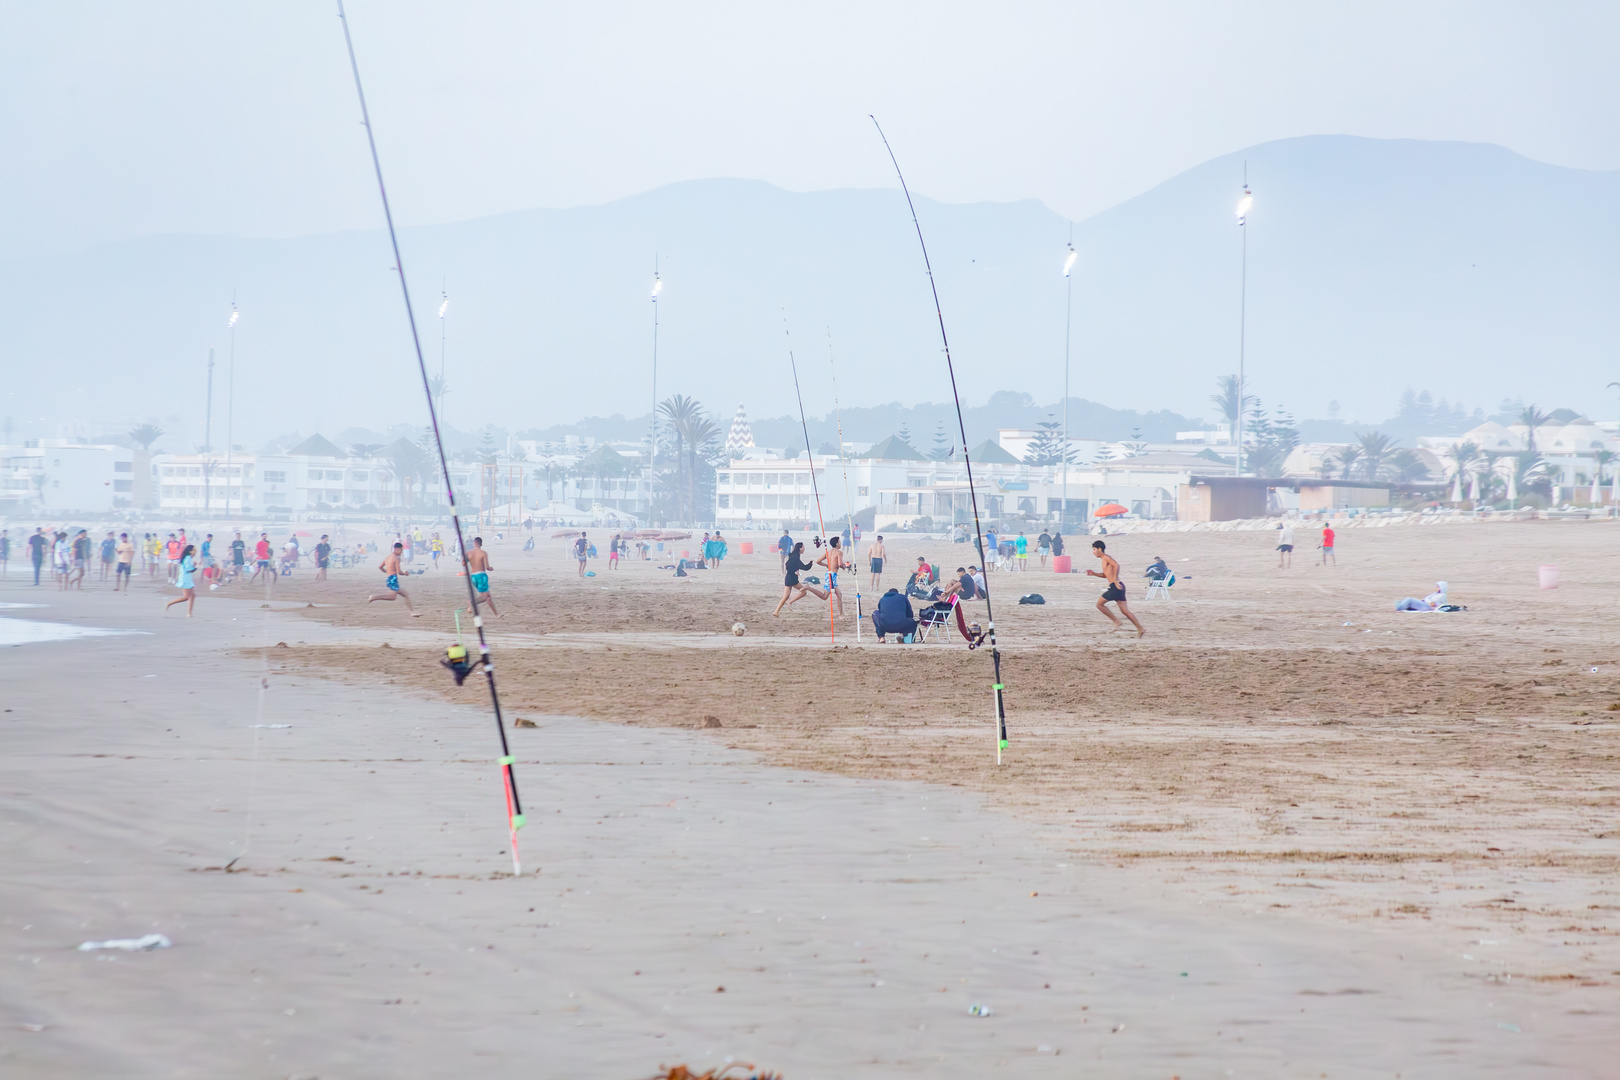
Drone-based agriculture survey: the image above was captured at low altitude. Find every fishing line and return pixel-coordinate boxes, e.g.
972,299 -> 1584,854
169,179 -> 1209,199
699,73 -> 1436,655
870,115 -> 1008,763
826,328 -> 862,642
783,314 -> 834,645
337,0 -> 526,874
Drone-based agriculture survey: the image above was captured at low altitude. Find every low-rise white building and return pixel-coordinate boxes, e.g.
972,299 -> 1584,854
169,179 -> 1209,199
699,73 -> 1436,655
0,441 -> 133,515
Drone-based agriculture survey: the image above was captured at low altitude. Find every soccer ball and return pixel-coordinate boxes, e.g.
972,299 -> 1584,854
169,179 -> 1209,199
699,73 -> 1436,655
731,622 -> 746,637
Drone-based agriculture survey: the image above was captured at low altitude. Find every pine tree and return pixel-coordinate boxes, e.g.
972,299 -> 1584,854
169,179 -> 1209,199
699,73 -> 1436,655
1024,418 -> 1065,465
929,420 -> 953,461
898,424 -> 915,450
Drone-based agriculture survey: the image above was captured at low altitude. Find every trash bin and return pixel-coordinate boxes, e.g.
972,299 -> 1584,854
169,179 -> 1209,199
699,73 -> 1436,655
1539,565 -> 1560,589
740,542 -> 754,555
1052,554 -> 1072,574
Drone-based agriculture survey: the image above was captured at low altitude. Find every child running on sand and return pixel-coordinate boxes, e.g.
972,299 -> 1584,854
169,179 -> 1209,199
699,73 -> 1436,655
815,535 -> 848,617
163,544 -> 199,616
368,542 -> 420,616
464,536 -> 499,616
1087,539 -> 1145,637
772,541 -> 828,617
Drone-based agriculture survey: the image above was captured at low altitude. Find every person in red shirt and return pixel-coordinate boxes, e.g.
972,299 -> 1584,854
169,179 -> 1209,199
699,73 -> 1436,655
165,533 -> 182,583
250,533 -> 275,586
1320,524 -> 1336,567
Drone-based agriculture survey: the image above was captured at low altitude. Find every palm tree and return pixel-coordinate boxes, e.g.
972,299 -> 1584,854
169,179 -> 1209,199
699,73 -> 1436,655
1389,449 -> 1430,484
1592,448 -> 1615,507
1445,440 -> 1482,502
657,395 -> 705,522
1209,374 -> 1256,439
1517,404 -> 1552,454
1355,431 -> 1398,481
128,423 -> 164,450
128,424 -> 164,510
1327,444 -> 1363,480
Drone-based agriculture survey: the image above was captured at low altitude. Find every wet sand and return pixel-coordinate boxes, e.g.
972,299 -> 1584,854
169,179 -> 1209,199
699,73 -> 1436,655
1,520 -> 1617,1075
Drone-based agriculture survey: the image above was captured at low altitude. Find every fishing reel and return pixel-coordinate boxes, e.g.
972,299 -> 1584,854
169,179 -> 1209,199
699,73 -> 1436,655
810,536 -> 824,549
441,642 -> 485,686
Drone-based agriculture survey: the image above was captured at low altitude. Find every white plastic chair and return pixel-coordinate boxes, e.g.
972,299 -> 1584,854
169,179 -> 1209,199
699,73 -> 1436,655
1146,571 -> 1176,601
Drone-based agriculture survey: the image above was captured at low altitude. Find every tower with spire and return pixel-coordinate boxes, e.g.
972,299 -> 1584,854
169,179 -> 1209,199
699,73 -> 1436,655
725,404 -> 755,455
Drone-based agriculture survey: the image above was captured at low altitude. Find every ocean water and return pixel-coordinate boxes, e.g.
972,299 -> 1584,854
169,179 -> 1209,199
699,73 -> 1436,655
0,615 -> 146,647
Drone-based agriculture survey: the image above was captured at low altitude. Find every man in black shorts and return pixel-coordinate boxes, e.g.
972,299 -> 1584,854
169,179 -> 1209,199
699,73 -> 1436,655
574,532 -> 589,578
1086,539 -> 1144,637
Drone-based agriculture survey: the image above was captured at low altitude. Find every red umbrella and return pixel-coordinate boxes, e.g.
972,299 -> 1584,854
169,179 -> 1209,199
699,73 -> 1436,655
1095,503 -> 1128,517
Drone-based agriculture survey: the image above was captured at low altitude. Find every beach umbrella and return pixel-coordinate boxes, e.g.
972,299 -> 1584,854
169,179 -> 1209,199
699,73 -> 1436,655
1450,469 -> 1463,503
1506,469 -> 1518,504
1095,503 -> 1129,517
1468,469 -> 1480,504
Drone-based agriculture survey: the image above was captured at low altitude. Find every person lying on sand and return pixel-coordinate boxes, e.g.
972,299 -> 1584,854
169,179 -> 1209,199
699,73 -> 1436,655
1395,581 -> 1450,611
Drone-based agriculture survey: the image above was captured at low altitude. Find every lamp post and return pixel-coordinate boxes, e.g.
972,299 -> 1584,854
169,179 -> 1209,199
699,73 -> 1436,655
203,345 -> 215,514
438,287 -> 449,423
649,259 -> 662,515
1061,237 -> 1077,532
1235,176 -> 1252,476
225,301 -> 239,518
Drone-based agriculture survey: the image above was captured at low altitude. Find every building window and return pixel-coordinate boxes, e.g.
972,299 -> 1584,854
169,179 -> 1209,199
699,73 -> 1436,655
907,476 -> 926,487
857,486 -> 868,496
718,494 -> 730,509
114,461 -> 131,472
264,471 -> 287,483
718,473 -> 730,485
764,473 -> 778,488
351,470 -> 369,481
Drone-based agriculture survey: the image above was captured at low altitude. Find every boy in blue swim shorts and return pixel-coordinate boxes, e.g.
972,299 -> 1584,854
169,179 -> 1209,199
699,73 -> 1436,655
464,536 -> 500,616
367,542 -> 419,616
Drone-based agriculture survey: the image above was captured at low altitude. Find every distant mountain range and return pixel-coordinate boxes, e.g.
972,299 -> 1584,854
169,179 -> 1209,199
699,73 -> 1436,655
3,134 -> 1615,450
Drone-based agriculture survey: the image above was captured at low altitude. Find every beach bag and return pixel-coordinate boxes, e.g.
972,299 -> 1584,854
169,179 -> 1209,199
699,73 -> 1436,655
1018,594 -> 1046,605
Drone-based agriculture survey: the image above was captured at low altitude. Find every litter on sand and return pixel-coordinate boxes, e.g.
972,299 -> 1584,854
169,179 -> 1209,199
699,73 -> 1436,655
249,724 -> 292,729
969,1003 -> 994,1017
78,934 -> 171,952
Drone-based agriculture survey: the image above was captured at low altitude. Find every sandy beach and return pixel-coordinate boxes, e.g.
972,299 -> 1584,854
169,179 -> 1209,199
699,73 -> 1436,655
2,517 -> 1617,1076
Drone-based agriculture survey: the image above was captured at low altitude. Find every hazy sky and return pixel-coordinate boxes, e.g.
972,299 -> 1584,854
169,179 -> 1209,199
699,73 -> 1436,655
3,1 -> 1618,260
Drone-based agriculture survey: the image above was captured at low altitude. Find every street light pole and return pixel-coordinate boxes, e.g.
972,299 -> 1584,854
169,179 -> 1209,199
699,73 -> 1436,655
225,301 -> 238,518
204,345 -> 215,514
1062,234 -> 1077,532
1236,169 -> 1252,476
649,257 -> 661,517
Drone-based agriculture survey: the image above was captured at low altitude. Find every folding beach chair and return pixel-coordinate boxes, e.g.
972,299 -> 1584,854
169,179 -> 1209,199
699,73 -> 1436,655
916,601 -> 954,643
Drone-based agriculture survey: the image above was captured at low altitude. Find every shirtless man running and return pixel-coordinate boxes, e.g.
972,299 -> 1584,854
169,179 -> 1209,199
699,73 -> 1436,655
464,536 -> 499,616
1087,539 -> 1145,637
367,541 -> 420,615
815,535 -> 849,617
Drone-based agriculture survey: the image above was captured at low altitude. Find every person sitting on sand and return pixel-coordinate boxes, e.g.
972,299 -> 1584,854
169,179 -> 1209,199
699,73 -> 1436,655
1395,581 -> 1449,611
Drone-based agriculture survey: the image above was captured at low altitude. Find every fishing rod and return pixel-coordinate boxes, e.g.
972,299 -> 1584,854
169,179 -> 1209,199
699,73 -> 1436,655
870,115 -> 1008,764
784,316 -> 834,645
826,328 -> 861,642
337,0 -> 526,873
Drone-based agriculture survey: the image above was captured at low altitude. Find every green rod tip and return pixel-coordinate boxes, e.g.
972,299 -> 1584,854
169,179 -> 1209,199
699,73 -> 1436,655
511,814 -> 526,829
498,754 -> 515,765
999,739 -> 1009,750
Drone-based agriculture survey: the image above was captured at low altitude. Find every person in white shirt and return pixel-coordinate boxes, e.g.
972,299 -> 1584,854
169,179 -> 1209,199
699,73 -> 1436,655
1276,522 -> 1295,569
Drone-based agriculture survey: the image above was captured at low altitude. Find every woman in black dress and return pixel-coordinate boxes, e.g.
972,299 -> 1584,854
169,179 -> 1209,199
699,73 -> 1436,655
771,541 -> 828,617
